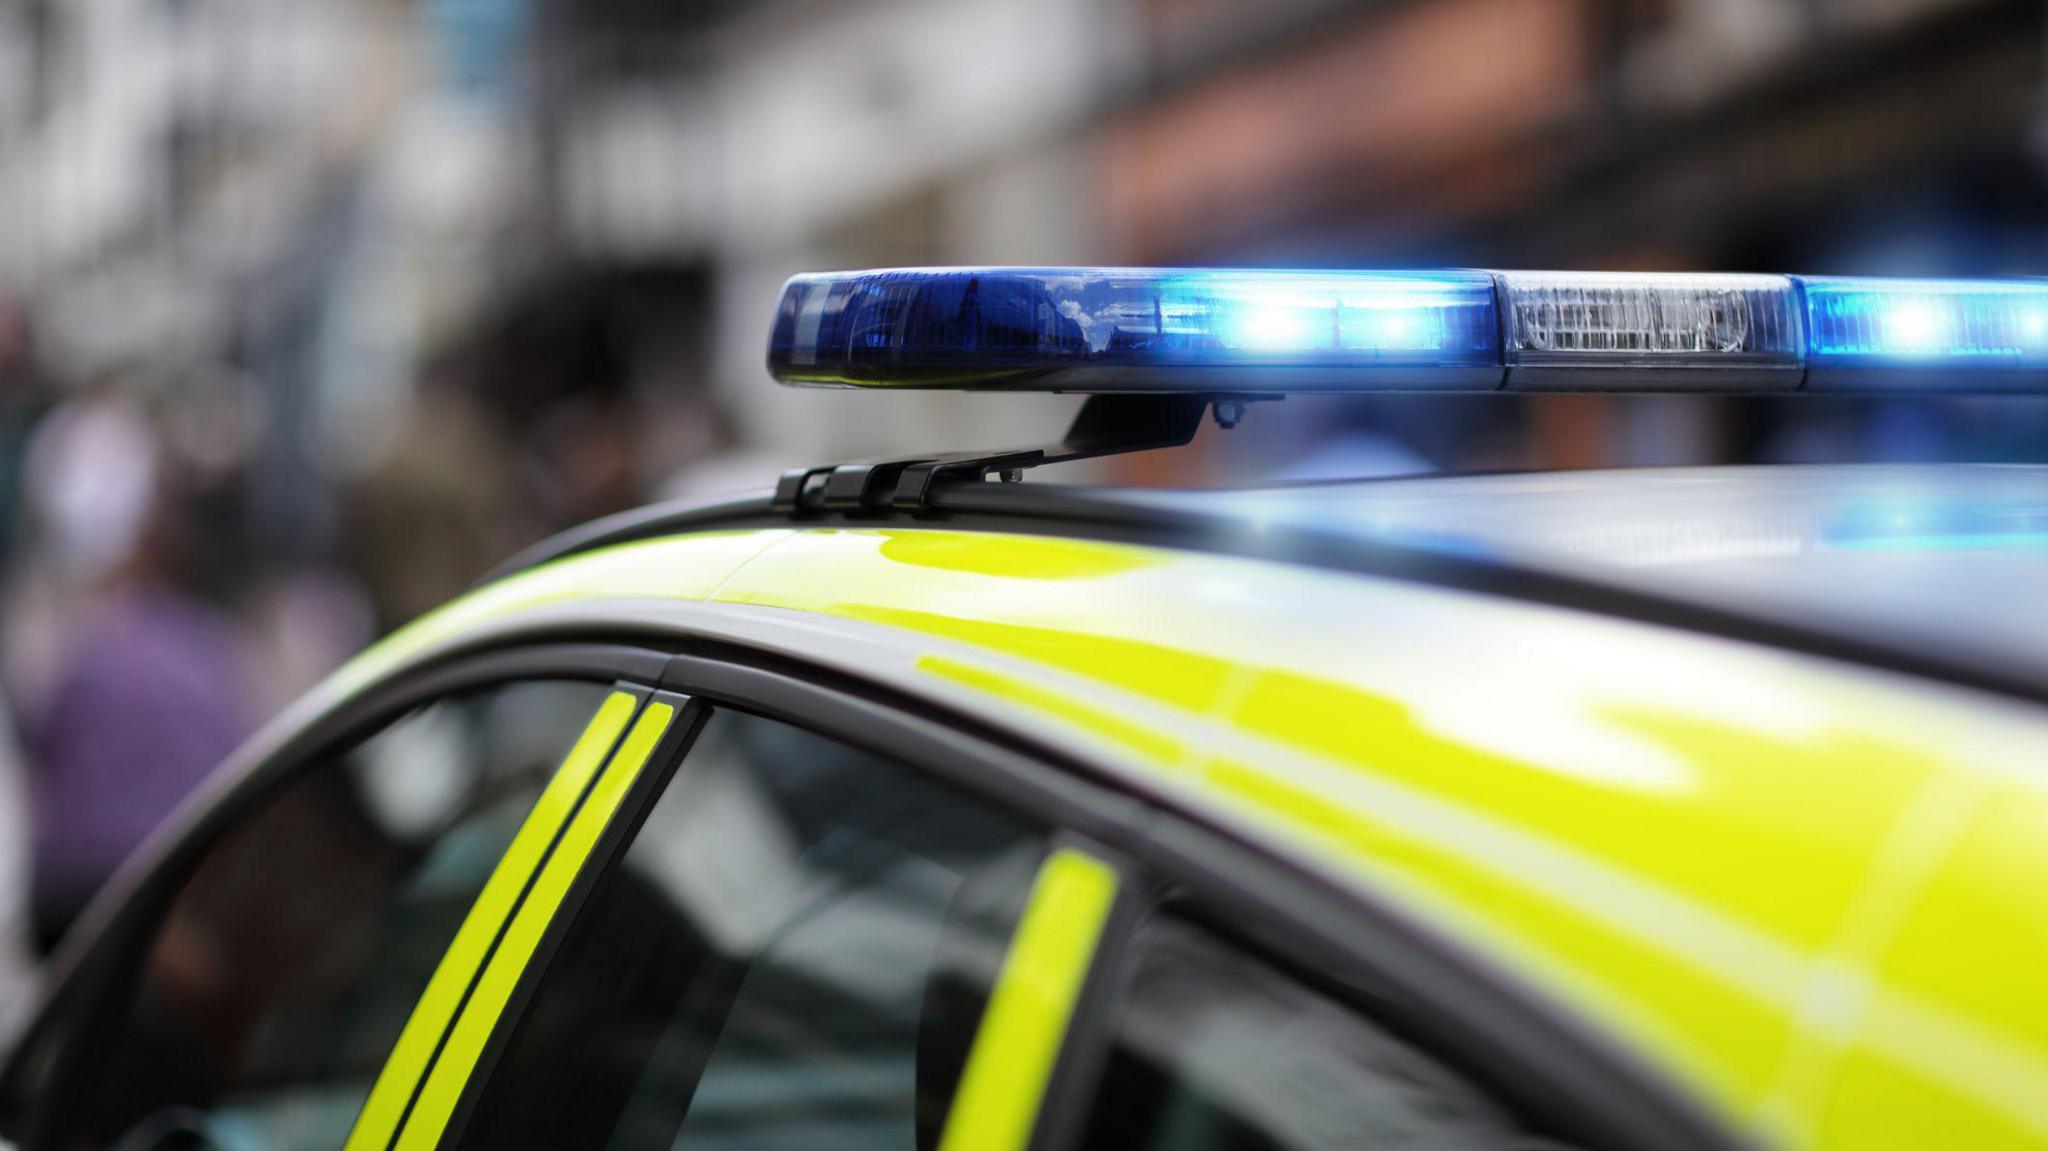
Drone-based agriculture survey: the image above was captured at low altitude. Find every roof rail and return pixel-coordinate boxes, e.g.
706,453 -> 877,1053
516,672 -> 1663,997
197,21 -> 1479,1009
772,394 -> 1230,515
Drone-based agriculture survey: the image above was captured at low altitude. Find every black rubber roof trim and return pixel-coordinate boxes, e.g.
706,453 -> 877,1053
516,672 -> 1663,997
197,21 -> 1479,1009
486,480 -> 2048,711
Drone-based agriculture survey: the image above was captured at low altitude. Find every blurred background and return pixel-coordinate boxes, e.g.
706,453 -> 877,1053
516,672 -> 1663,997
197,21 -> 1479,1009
2,0 -> 2048,961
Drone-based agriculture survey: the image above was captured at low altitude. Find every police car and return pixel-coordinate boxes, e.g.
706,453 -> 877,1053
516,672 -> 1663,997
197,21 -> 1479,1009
3,269 -> 2046,1151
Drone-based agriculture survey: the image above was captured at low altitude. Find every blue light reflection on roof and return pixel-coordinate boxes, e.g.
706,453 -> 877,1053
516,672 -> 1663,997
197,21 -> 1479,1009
1119,466 -> 2048,684
1821,501 -> 2048,553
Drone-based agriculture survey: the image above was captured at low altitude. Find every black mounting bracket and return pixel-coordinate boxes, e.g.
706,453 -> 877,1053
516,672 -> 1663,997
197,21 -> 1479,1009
772,394 -> 1229,515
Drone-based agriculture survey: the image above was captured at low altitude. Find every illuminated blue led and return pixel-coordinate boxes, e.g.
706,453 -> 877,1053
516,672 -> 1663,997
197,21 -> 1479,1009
768,268 -> 1500,389
1800,277 -> 2048,366
1159,271 -> 1482,356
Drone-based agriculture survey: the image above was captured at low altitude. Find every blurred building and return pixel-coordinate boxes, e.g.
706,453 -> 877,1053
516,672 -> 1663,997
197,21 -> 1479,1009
0,0 -> 2045,926
0,0 -> 2044,563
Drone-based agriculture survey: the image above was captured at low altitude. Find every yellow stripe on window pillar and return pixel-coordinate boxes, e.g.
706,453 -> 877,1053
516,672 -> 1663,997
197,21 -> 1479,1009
939,847 -> 1120,1151
344,689 -> 641,1151
394,700 -> 678,1151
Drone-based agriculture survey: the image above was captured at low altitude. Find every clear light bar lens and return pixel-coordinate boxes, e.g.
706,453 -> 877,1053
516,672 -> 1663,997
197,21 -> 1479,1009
1802,277 -> 2048,365
768,268 -> 1499,387
1501,272 -> 1802,366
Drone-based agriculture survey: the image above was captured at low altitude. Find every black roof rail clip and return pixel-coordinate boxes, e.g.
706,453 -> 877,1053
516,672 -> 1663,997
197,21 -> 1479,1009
772,394 -> 1226,516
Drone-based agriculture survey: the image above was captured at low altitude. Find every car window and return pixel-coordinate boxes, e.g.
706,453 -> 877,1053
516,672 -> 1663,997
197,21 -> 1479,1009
1077,918 -> 1535,1151
449,707 -> 1047,1151
21,678 -> 615,1151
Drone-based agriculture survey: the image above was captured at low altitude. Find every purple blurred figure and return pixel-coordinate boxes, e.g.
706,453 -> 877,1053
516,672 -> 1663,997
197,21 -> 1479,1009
12,396 -> 252,948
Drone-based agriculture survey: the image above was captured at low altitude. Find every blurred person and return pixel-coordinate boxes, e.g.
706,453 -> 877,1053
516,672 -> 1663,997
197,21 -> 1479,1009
238,567 -> 377,719
10,394 -> 256,950
152,370 -> 376,719
345,384 -> 528,629
0,695 -> 39,1032
525,393 -> 643,528
651,388 -> 793,505
0,292 -> 46,570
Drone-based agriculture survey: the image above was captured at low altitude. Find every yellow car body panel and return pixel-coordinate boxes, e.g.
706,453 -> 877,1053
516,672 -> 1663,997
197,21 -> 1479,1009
339,525 -> 2048,1151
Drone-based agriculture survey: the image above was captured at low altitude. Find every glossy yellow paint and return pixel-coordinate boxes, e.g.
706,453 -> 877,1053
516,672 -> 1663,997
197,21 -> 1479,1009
328,530 -> 792,699
343,689 -> 641,1151
329,525 -> 2048,1150
939,847 -> 1120,1151
394,700 -> 678,1151
1814,776 -> 2048,1150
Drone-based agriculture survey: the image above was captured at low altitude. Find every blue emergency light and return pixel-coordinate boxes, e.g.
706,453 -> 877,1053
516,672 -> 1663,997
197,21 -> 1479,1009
767,268 -> 2048,393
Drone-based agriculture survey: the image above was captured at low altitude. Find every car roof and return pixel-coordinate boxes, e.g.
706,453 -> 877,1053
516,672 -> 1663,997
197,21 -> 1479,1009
419,510 -> 2048,1146
505,461 -> 2048,704
1130,463 -> 2048,694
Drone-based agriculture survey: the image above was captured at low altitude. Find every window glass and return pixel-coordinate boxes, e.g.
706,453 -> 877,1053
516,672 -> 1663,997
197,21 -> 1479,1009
31,678 -> 613,1151
1079,919 -> 1532,1151
453,708 -> 1046,1151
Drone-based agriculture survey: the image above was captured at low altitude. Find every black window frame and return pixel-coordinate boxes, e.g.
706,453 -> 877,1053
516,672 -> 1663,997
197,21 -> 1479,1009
0,626 -> 1751,1151
0,642 -> 673,1145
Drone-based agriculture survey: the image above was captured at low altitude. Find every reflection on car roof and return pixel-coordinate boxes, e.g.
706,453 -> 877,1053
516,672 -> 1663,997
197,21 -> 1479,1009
1134,463 -> 2048,691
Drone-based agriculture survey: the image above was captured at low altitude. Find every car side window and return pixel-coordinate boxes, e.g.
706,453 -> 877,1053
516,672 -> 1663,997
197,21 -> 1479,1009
450,707 -> 1048,1151
1078,918 -> 1534,1151
21,678 -> 615,1151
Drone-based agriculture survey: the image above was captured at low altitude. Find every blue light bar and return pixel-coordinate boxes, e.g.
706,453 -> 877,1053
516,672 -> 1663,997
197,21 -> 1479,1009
767,268 -> 2048,394
1803,277 -> 2048,391
768,268 -> 1502,391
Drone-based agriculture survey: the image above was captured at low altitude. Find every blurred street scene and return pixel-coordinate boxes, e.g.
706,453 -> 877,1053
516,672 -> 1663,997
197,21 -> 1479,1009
2,0 -> 2048,969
